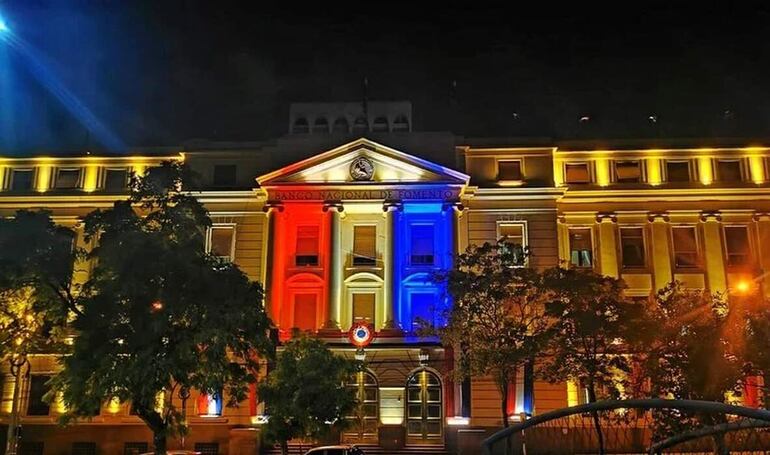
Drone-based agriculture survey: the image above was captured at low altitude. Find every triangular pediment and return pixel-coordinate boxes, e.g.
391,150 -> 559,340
257,138 -> 469,186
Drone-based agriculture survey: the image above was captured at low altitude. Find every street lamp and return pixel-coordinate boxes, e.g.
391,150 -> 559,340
418,348 -> 429,367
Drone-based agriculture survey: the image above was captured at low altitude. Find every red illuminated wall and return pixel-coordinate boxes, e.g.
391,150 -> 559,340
269,203 -> 330,337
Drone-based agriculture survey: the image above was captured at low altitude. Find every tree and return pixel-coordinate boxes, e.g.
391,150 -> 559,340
744,304 -> 770,408
0,210 -> 78,452
433,240 -> 550,427
50,162 -> 274,454
540,267 -> 650,455
641,283 -> 746,454
258,335 -> 358,455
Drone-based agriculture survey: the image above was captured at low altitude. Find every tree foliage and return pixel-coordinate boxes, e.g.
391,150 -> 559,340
258,335 -> 357,455
51,162 -> 273,454
434,240 -> 550,427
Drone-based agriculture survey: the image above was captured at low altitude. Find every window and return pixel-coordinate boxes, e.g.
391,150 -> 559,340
197,392 -> 223,417
296,226 -> 319,266
194,443 -> 220,455
104,168 -> 128,191
717,160 -> 742,182
294,294 -> 317,331
724,226 -> 750,266
410,225 -> 434,265
569,228 -> 593,268
332,117 -> 349,133
312,117 -> 329,134
620,227 -> 646,268
498,223 -> 527,266
352,293 -> 375,327
498,160 -> 523,181
55,168 -> 81,189
372,117 -> 389,132
666,161 -> 691,182
213,165 -> 237,187
292,117 -> 309,134
10,169 -> 33,191
124,442 -> 149,455
27,375 -> 51,416
565,163 -> 590,184
393,115 -> 410,132
353,225 -> 376,266
615,161 -> 641,183
672,226 -> 699,268
71,442 -> 96,455
208,226 -> 235,261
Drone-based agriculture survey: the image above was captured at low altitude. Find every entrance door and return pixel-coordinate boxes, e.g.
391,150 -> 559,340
342,371 -> 379,443
406,370 -> 443,443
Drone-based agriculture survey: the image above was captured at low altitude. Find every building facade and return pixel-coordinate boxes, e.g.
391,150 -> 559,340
2,103 -> 770,454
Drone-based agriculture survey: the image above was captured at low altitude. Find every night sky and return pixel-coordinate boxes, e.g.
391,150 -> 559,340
1,2 -> 769,153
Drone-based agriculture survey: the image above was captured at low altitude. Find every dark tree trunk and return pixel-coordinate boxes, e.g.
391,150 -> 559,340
280,440 -> 289,455
587,383 -> 606,455
153,431 -> 167,455
501,380 -> 510,428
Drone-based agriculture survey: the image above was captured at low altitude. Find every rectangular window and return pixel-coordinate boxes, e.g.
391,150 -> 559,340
565,163 -> 590,184
27,375 -> 51,416
725,226 -> 750,266
353,225 -> 377,266
197,392 -> 223,417
410,225 -> 434,265
569,228 -> 593,268
208,226 -> 235,261
11,169 -> 33,191
213,165 -> 237,187
104,168 -> 128,191
293,294 -> 317,331
672,226 -> 699,268
352,293 -> 376,326
615,161 -> 641,183
71,442 -> 96,455
620,227 -> 646,268
194,443 -> 220,455
55,168 -> 81,189
497,160 -> 523,181
498,223 -> 526,266
666,161 -> 691,182
124,442 -> 149,455
295,226 -> 319,266
717,160 -> 742,182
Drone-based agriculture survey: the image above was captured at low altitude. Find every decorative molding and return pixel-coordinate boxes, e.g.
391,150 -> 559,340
753,212 -> 770,222
647,212 -> 670,222
382,199 -> 404,212
595,212 -> 617,223
699,211 -> 722,222
262,200 -> 284,213
322,200 -> 344,213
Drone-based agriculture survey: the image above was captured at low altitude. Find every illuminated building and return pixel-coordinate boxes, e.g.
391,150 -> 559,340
2,103 -> 770,454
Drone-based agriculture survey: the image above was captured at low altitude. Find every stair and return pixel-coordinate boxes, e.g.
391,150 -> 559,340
261,443 -> 451,455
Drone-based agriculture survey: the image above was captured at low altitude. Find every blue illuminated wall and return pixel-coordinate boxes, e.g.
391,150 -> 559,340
392,202 -> 454,335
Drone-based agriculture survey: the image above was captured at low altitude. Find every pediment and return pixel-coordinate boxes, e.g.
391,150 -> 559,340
257,138 -> 469,186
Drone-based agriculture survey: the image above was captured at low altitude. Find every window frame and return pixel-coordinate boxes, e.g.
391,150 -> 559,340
614,160 -> 642,183
671,225 -> 701,270
409,223 -> 435,266
26,374 -> 52,416
496,220 -> 529,267
104,167 -> 129,191
619,226 -> 647,269
723,225 -> 752,268
564,162 -> 591,184
206,223 -> 237,262
10,168 -> 34,191
295,225 -> 320,267
665,160 -> 692,183
351,292 -> 377,327
54,167 -> 82,190
568,227 -> 594,269
352,224 -> 377,267
716,159 -> 743,183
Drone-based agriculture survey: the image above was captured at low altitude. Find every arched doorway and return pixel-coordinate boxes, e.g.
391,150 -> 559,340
342,370 -> 379,443
406,369 -> 443,444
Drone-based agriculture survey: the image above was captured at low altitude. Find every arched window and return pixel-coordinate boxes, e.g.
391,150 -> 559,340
372,117 -> 389,132
343,371 -> 379,442
312,117 -> 329,134
393,115 -> 410,132
353,116 -> 369,133
333,117 -> 350,133
292,117 -> 309,134
406,370 -> 442,440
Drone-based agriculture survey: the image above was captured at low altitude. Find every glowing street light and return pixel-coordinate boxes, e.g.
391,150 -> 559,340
735,280 -> 751,295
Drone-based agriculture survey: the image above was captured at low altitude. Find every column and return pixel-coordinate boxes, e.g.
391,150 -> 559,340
382,201 -> 402,331
649,213 -> 673,291
557,216 -> 571,266
754,213 -> 770,299
324,203 -> 343,330
264,203 -> 285,327
597,213 -> 619,278
700,211 -> 727,295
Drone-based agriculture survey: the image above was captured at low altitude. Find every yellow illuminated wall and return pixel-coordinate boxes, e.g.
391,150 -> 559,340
698,156 -> 713,185
594,157 -> 611,187
749,155 -> 766,184
36,164 -> 53,192
646,157 -> 662,185
83,165 -> 100,192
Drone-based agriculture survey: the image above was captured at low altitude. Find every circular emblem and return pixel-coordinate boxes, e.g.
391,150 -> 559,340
349,156 -> 375,181
348,321 -> 375,348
